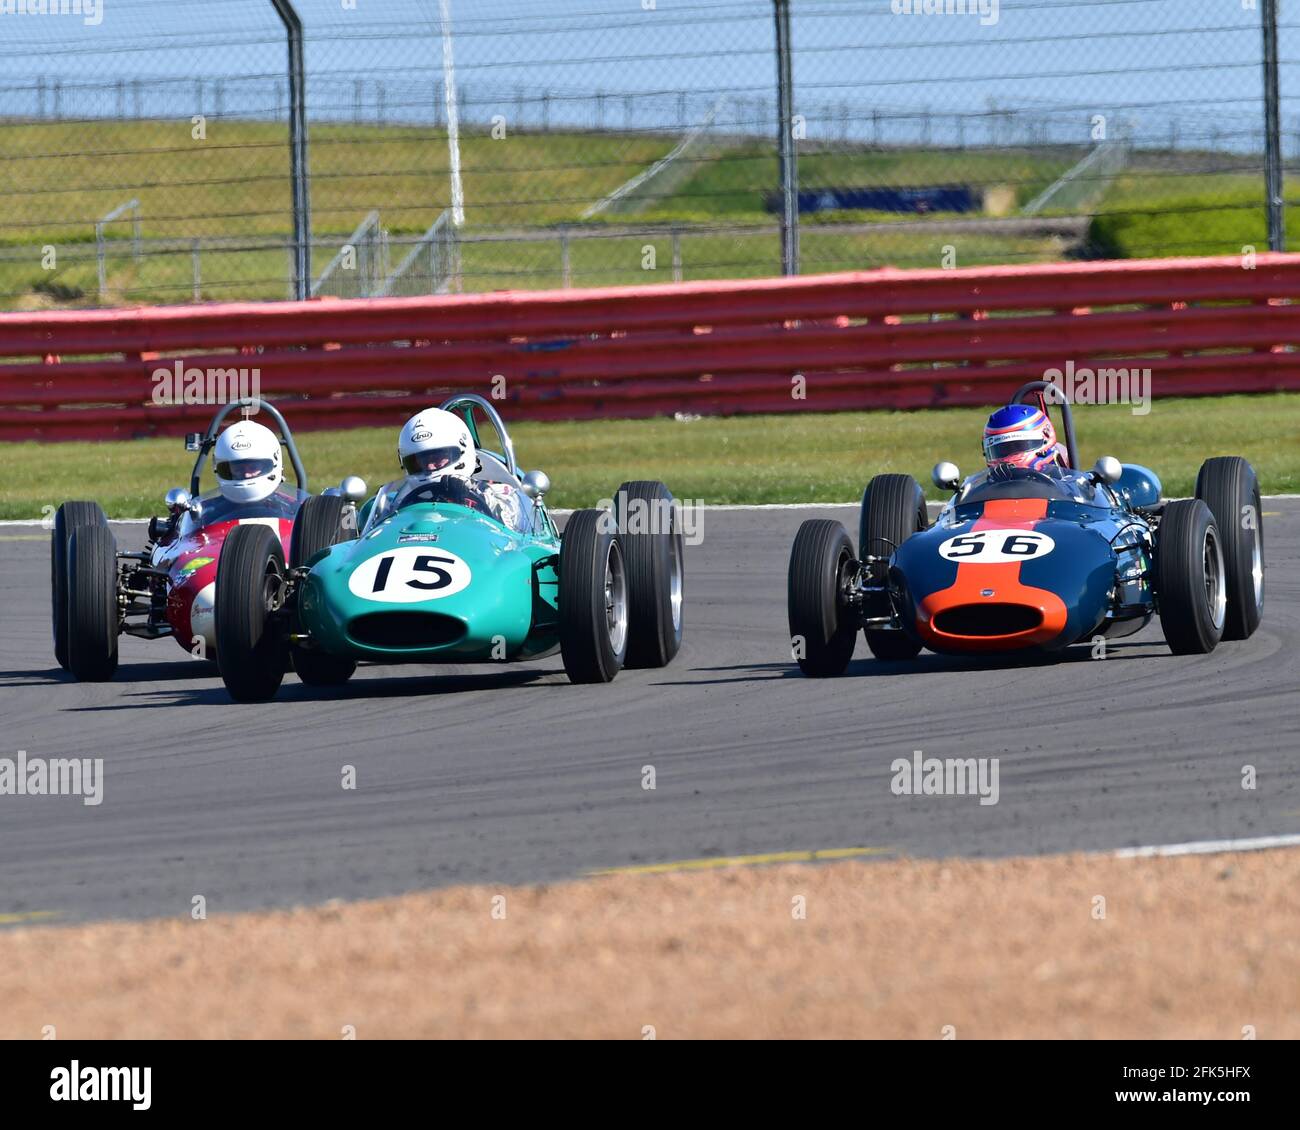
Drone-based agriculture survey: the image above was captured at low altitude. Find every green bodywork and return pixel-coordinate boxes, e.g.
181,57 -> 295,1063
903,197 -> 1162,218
297,491 -> 561,663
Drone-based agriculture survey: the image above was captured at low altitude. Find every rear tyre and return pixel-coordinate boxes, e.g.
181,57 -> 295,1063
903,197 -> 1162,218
615,480 -> 684,668
215,524 -> 289,702
290,494 -> 356,569
66,524 -> 119,682
1156,498 -> 1226,655
859,474 -> 927,661
289,494 -> 357,686
51,500 -> 107,669
559,509 -> 628,684
787,519 -> 857,677
1195,456 -> 1263,641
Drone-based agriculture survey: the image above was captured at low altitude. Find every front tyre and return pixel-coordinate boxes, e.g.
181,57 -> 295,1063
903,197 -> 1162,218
289,494 -> 358,686
1195,456 -> 1263,641
559,509 -> 628,684
787,519 -> 857,677
66,524 -> 119,682
51,500 -> 108,670
215,524 -> 290,702
859,474 -> 927,661
1156,499 -> 1226,655
615,480 -> 684,668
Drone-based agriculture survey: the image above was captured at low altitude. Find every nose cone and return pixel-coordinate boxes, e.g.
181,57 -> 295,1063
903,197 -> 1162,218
894,514 -> 1116,652
189,582 -> 216,647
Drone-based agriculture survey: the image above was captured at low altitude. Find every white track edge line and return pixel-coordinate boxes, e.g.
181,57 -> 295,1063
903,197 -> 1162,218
4,494 -> 1298,527
1112,833 -> 1300,858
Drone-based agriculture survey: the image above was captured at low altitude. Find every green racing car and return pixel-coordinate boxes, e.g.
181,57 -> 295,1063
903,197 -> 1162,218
213,395 -> 684,701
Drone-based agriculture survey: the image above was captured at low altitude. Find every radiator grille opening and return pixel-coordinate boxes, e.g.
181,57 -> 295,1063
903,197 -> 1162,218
933,604 -> 1042,637
348,611 -> 464,649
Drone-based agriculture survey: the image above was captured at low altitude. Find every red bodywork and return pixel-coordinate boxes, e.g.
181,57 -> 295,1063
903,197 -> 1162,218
151,515 -> 293,655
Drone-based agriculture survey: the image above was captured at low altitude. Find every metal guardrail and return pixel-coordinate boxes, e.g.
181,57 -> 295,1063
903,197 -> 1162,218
3,253 -> 1298,441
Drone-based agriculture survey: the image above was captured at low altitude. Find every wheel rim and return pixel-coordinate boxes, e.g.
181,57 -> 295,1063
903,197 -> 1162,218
263,557 -> 285,615
605,540 -> 628,655
1204,526 -> 1226,631
1249,500 -> 1264,608
668,525 -> 684,634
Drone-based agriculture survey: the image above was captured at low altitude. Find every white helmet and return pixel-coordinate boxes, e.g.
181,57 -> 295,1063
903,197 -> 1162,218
398,408 -> 475,483
214,420 -> 283,504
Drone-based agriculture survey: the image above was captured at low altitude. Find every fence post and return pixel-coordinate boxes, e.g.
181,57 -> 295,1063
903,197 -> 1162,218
271,0 -> 312,301
191,239 -> 202,301
440,0 -> 466,229
1263,0 -> 1286,251
773,0 -> 799,276
95,222 -> 106,302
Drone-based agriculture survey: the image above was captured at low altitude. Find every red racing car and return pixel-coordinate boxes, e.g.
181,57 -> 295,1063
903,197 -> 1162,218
50,398 -> 364,681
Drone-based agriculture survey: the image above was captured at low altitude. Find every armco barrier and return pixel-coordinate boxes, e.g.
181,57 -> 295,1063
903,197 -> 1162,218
2,254 -> 1299,441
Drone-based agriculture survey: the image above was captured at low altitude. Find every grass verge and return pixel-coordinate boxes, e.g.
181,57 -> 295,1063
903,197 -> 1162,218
1,393 -> 1296,520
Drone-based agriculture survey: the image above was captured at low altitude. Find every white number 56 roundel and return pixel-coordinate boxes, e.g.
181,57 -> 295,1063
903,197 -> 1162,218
348,546 -> 472,603
937,529 -> 1056,563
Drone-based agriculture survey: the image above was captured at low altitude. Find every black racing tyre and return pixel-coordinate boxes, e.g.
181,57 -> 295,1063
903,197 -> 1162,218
66,524 -> 119,682
51,500 -> 107,669
559,509 -> 628,684
289,494 -> 358,686
1156,498 -> 1226,655
1195,456 -> 1263,641
859,474 -> 927,661
787,519 -> 857,677
215,524 -> 289,702
290,493 -> 356,569
614,480 -> 684,669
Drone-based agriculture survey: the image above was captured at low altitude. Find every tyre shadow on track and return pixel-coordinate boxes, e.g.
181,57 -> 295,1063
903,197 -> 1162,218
58,667 -> 554,710
0,660 -> 219,687
652,641 -> 1166,685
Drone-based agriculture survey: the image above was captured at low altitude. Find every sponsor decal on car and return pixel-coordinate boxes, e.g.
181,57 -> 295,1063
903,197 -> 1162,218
178,556 -> 214,575
398,533 -> 439,544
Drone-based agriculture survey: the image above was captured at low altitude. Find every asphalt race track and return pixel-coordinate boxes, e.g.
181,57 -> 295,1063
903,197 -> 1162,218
2,503 -> 1297,926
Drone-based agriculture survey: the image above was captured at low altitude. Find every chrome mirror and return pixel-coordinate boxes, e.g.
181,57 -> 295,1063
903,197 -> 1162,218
931,462 -> 961,492
164,487 -> 192,512
521,470 -> 551,499
1092,456 -> 1122,485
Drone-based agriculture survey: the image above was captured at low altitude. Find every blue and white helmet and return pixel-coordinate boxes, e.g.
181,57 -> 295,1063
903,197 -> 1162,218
982,404 -> 1061,471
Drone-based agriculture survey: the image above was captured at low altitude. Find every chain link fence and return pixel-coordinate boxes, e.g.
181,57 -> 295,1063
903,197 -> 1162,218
2,0 -> 1298,308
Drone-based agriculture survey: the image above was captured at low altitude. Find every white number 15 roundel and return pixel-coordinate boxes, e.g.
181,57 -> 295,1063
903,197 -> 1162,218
937,529 -> 1056,564
348,545 -> 472,603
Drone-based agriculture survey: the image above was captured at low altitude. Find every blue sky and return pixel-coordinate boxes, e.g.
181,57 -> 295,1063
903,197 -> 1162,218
1,0 -> 1296,148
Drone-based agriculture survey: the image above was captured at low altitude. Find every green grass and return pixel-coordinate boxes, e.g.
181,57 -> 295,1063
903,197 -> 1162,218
1088,172 -> 1272,259
3,393 -> 1296,521
0,119 -> 1091,306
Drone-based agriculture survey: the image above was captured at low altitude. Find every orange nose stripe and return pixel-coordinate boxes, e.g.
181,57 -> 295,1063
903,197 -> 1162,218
918,498 -> 1069,650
